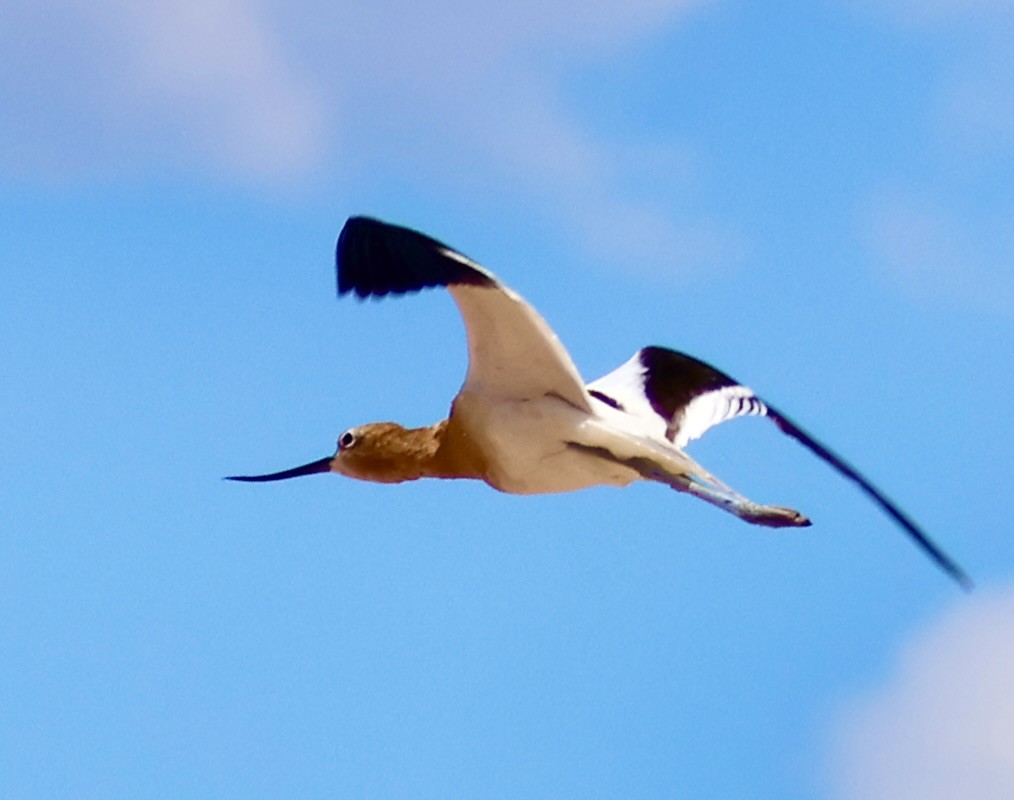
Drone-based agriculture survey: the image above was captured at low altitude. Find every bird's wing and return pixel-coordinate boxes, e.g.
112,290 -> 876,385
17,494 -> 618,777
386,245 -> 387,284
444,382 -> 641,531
336,217 -> 592,412
588,346 -> 971,589
587,346 -> 767,447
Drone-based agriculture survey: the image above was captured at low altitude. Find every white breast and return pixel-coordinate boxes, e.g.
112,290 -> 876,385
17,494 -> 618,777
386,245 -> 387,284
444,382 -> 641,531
451,391 -> 641,494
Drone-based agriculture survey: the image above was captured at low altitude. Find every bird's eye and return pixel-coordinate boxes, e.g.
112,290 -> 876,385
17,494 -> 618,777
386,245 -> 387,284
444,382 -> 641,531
338,430 -> 357,450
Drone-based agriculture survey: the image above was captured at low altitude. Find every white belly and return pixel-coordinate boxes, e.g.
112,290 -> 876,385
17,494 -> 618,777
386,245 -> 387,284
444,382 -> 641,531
451,391 -> 642,494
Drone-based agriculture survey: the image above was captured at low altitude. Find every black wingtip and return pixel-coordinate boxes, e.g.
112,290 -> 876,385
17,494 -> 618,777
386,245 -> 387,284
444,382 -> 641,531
335,216 -> 495,300
766,404 -> 973,592
637,346 -> 742,425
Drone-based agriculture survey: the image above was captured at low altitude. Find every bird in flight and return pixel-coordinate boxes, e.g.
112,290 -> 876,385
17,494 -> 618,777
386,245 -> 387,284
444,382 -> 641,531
228,216 -> 970,590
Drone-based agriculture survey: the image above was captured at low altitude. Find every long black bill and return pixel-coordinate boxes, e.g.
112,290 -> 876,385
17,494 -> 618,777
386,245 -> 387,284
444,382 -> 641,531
225,456 -> 333,482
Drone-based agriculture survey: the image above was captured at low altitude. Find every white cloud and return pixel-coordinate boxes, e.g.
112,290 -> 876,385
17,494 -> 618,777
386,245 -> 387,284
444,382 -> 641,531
830,588 -> 1014,800
938,41 -> 1014,160
846,0 -> 1014,314
891,1 -> 1014,161
109,0 -> 327,178
266,0 -> 727,276
0,0 -> 325,180
0,0 -> 729,276
864,193 -> 1014,315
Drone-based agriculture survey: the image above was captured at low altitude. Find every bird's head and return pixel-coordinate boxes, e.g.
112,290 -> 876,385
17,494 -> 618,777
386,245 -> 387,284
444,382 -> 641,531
226,421 -> 442,485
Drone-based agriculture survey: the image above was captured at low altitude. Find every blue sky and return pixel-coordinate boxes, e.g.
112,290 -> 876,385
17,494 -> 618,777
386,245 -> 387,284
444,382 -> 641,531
2,1 -> 1012,798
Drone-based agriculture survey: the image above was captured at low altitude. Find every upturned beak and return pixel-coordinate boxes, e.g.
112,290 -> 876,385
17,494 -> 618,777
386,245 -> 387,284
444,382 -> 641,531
225,456 -> 333,482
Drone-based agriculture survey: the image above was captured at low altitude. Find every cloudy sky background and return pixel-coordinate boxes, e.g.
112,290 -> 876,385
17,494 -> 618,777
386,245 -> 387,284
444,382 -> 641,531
2,1 -> 1012,798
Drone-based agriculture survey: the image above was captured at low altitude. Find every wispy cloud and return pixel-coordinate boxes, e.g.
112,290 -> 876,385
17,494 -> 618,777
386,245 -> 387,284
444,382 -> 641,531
112,0 -> 327,178
885,0 -> 1014,160
847,0 -> 1014,315
0,0 -> 729,276
864,191 -> 1014,315
829,588 -> 1014,799
0,0 -> 325,180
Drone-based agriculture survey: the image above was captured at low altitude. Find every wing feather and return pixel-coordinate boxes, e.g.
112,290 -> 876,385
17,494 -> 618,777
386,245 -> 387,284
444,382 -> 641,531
336,217 -> 592,411
589,345 -> 971,589
587,346 -> 765,446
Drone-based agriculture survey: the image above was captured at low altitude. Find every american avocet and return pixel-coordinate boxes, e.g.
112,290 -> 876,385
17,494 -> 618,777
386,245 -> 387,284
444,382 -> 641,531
229,216 -> 970,589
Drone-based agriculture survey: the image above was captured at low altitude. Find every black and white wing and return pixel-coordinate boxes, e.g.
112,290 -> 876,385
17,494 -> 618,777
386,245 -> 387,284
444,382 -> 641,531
588,346 -> 971,590
337,217 -> 592,412
588,346 -> 767,447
